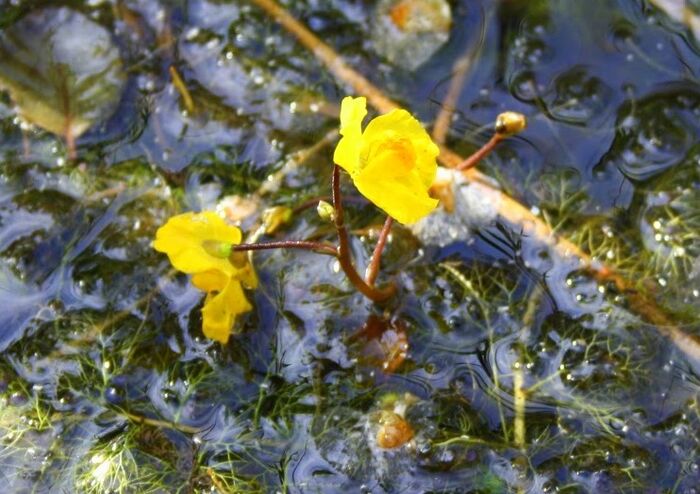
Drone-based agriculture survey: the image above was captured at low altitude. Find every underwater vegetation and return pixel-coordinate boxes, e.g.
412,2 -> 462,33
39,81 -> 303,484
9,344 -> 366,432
0,0 -> 699,493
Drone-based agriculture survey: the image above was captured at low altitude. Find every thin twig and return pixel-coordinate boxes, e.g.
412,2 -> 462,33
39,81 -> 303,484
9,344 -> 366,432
259,128 -> 338,196
206,468 -> 228,494
119,409 -> 201,434
432,3 -> 488,144
365,216 -> 393,287
169,65 -> 195,114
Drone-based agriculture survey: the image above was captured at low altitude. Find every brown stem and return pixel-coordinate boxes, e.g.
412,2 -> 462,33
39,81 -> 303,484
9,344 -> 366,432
332,165 -> 395,302
457,133 -> 503,171
365,216 -> 393,287
233,240 -> 337,256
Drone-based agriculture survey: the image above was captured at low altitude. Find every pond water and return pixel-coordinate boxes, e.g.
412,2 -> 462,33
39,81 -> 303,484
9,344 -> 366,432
1,0 -> 699,492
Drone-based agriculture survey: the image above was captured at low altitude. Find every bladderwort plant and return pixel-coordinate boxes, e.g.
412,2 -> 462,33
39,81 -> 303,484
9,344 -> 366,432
153,96 -> 526,343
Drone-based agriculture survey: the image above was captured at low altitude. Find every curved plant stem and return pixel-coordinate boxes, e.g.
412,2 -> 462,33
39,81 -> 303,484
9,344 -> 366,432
233,240 -> 337,256
332,165 -> 395,302
365,216 -> 393,287
457,134 -> 503,171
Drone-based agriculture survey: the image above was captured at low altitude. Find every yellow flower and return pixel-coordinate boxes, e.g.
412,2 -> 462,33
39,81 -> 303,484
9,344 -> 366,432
333,96 -> 439,224
153,212 -> 257,344
153,211 -> 240,276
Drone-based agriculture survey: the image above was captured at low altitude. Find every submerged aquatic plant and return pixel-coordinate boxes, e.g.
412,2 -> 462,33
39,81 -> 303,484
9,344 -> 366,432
153,96 -> 520,343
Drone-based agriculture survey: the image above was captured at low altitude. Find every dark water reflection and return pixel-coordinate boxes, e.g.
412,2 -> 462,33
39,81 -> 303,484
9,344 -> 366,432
1,0 -> 699,492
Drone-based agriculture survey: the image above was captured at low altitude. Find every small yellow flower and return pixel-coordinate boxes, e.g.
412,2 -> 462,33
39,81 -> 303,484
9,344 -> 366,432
153,211 -> 240,276
333,96 -> 439,224
153,212 -> 257,344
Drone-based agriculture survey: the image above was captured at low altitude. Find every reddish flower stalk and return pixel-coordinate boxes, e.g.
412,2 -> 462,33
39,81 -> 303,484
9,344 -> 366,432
457,134 -> 503,171
365,216 -> 393,287
332,165 -> 395,302
233,240 -> 337,256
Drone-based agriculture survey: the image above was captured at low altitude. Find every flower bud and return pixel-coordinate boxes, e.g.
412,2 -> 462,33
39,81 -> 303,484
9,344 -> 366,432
495,111 -> 527,136
262,206 -> 292,234
316,200 -> 336,222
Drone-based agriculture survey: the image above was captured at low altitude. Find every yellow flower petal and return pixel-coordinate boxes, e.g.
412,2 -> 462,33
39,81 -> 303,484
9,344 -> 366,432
361,109 -> 439,188
339,96 -> 367,138
355,164 -> 438,225
228,252 -> 258,289
191,269 -> 229,292
333,132 -> 362,174
153,211 -> 241,275
201,277 -> 252,344
334,96 -> 367,174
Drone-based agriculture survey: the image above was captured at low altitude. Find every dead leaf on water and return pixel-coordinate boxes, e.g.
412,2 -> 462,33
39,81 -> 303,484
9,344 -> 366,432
0,8 -> 126,156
